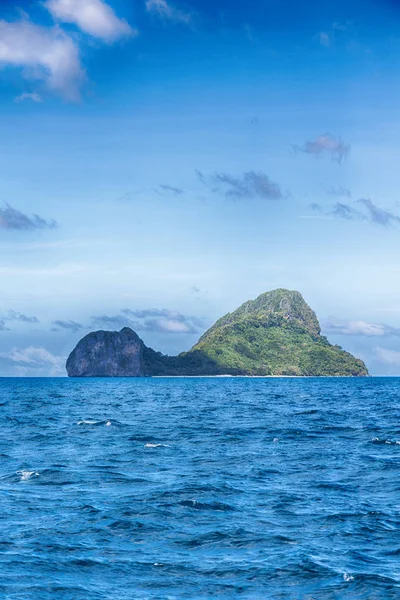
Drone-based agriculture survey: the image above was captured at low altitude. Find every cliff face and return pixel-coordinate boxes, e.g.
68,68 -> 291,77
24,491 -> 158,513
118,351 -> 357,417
66,327 -> 145,377
66,289 -> 369,377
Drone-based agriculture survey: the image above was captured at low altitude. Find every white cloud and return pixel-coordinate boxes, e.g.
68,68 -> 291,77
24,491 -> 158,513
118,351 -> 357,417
347,321 -> 386,336
0,346 -> 66,376
375,347 -> 400,367
15,92 -> 42,103
5,346 -> 57,365
44,0 -> 134,42
121,307 -> 206,334
152,318 -> 193,333
145,0 -> 193,26
0,20 -> 84,100
324,318 -> 400,337
327,320 -> 387,336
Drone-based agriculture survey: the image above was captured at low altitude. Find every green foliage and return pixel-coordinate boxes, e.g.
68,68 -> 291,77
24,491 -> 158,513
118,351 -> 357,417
186,313 -> 367,376
144,289 -> 369,377
201,288 -> 321,341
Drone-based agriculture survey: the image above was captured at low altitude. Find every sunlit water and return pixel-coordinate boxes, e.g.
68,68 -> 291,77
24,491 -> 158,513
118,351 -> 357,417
0,377 -> 399,599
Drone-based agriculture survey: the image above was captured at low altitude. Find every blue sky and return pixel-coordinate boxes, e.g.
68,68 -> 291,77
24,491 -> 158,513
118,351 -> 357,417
1,0 -> 400,375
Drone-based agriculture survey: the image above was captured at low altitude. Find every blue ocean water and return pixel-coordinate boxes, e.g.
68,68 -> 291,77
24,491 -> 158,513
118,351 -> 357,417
0,377 -> 399,599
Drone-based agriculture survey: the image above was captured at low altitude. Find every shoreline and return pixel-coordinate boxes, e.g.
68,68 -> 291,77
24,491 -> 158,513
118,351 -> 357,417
152,375 -> 369,379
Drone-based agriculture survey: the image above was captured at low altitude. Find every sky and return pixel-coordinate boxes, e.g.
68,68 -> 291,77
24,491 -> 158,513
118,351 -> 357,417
1,0 -> 400,375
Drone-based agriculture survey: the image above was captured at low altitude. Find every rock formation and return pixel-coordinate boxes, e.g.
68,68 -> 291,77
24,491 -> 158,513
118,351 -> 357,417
66,327 -> 146,377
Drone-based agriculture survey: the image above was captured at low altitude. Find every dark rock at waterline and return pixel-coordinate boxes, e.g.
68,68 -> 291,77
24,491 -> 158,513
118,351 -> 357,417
66,327 -> 146,377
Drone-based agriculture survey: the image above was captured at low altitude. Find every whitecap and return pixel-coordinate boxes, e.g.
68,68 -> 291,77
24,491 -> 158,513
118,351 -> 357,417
77,420 -> 100,425
106,421 -> 112,427
343,573 -> 354,582
17,470 -> 39,481
144,443 -> 170,448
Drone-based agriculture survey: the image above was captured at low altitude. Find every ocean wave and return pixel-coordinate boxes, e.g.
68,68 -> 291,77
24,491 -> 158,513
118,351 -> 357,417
144,443 -> 170,448
371,437 -> 400,445
178,499 -> 235,511
1,377 -> 400,598
16,470 -> 39,482
77,419 -> 113,427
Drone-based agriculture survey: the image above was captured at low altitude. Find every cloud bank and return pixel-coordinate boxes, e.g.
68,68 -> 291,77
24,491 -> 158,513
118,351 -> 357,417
358,198 -> 400,227
324,318 -> 400,337
0,346 -> 65,376
52,320 -> 83,332
311,199 -> 400,227
91,308 -> 206,335
6,310 -> 39,324
122,308 -> 205,334
0,204 -> 57,231
198,170 -> 285,200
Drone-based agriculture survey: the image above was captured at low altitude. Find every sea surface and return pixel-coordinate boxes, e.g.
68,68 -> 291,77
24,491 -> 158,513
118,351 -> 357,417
0,377 -> 399,599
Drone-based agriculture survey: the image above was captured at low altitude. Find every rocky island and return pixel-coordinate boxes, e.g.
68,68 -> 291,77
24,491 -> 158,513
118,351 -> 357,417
66,289 -> 368,377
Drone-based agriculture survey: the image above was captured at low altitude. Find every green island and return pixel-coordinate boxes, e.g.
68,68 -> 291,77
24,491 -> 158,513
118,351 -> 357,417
67,289 -> 368,377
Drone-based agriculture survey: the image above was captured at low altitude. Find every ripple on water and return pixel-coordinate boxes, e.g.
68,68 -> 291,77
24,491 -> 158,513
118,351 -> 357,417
0,376 -> 399,599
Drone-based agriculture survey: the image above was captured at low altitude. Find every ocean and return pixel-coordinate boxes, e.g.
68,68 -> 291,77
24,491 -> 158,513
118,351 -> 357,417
0,377 -> 399,599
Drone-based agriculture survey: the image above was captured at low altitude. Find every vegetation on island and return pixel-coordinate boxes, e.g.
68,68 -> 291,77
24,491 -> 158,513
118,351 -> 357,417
143,289 -> 368,377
